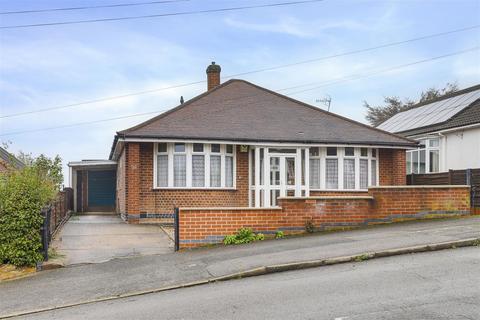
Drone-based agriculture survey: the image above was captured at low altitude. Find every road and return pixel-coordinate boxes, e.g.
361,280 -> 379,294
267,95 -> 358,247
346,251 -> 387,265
20,246 -> 480,320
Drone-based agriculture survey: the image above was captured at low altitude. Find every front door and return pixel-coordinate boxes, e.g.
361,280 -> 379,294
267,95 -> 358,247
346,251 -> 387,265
269,155 -> 296,206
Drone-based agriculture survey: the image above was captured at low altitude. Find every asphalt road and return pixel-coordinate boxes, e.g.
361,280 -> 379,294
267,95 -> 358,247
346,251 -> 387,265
20,246 -> 480,320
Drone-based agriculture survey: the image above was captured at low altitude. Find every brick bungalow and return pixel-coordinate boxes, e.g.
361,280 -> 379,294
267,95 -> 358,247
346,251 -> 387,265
69,63 -> 472,247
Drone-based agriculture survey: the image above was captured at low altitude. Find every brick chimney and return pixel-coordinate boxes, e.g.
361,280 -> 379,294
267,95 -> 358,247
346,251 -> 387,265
206,62 -> 221,91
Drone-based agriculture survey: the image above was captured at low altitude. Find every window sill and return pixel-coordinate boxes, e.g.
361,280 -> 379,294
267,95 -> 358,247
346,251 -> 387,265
152,187 -> 237,191
310,189 -> 369,192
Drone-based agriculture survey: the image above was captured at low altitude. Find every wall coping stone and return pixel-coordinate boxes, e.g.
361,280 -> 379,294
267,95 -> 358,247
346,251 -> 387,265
278,196 -> 374,200
179,206 -> 283,211
369,185 -> 470,189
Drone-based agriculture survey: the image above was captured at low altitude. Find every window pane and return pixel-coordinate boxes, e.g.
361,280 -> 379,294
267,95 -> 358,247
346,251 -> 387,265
327,147 -> 337,156
406,152 -> 412,174
345,147 -> 354,156
360,159 -> 368,189
158,143 -> 167,153
326,159 -> 338,189
211,144 -> 220,153
270,157 -> 280,186
429,138 -> 439,147
301,149 -> 305,185
361,148 -> 368,157
210,155 -> 221,187
309,147 -> 319,157
260,149 -> 264,185
251,150 -> 255,185
174,143 -> 185,153
286,157 -> 295,186
412,151 -> 419,174
372,149 -> 377,158
429,150 -> 439,173
419,150 -> 426,173
193,143 -> 204,152
371,160 -> 377,185
268,148 -> 297,154
343,159 -> 355,189
157,155 -> 168,187
192,155 -> 205,187
226,145 -> 233,154
225,156 -> 234,187
309,158 -> 320,189
174,155 -> 186,187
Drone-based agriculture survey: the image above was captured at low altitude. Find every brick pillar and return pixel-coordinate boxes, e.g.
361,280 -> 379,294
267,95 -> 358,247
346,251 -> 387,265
126,143 -> 141,221
379,148 -> 406,186
392,149 -> 406,185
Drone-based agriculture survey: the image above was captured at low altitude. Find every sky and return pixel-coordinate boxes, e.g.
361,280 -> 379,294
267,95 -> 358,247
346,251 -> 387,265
0,0 -> 479,186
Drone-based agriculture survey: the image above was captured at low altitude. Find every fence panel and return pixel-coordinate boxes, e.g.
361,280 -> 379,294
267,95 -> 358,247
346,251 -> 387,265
407,168 -> 480,208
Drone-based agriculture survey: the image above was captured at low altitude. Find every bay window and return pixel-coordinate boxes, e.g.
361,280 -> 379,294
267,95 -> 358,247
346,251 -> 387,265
360,148 -> 368,189
309,147 -> 320,189
154,143 -> 235,189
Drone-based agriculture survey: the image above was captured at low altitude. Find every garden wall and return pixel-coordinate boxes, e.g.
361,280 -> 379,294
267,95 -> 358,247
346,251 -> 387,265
178,186 -> 471,248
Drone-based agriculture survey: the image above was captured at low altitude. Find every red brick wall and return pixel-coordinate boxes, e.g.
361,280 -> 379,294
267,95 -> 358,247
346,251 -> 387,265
116,148 -> 126,215
126,143 -> 141,216
379,148 -> 406,186
178,186 -> 470,248
124,142 -> 249,221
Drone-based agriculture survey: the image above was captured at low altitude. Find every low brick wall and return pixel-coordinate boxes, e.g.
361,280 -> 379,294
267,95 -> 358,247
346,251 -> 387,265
178,186 -> 471,248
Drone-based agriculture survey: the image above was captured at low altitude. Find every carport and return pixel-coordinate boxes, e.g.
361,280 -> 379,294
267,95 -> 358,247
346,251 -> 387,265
68,160 -> 117,213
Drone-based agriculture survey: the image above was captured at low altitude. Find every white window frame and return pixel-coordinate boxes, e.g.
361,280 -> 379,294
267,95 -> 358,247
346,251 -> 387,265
309,146 -> 378,191
153,143 -> 236,189
406,137 -> 440,174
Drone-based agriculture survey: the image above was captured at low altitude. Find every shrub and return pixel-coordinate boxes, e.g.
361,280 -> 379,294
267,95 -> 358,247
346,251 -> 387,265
275,231 -> 285,239
223,228 -> 265,245
0,161 -> 58,266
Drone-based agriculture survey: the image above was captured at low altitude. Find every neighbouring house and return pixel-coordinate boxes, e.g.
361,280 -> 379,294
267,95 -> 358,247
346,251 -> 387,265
0,146 -> 25,172
378,84 -> 480,174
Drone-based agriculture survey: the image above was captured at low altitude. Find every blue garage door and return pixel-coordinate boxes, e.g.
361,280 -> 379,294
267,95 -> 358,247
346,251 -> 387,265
88,170 -> 116,207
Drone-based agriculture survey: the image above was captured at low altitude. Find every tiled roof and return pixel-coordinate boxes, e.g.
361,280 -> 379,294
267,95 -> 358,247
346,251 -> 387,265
117,79 -> 414,145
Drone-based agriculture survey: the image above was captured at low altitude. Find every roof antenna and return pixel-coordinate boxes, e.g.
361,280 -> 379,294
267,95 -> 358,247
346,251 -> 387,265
315,95 -> 332,112
180,96 -> 184,104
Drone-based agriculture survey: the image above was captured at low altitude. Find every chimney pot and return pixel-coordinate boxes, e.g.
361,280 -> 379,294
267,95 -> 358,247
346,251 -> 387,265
206,61 -> 221,91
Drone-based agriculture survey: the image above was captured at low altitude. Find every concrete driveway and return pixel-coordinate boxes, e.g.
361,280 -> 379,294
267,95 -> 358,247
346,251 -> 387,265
51,214 -> 173,265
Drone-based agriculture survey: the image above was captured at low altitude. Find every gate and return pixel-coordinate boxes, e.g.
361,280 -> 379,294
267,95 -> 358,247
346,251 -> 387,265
40,206 -> 52,261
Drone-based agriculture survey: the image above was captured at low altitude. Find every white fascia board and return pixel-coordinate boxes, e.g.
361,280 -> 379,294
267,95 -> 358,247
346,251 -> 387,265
406,123 -> 480,139
68,160 -> 117,167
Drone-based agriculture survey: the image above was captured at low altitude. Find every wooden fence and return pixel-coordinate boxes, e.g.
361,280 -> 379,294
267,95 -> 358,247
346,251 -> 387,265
407,169 -> 480,209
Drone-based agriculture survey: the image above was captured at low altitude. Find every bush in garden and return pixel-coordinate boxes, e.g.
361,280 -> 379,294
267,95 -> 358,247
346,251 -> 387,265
223,228 -> 265,245
0,154 -> 60,266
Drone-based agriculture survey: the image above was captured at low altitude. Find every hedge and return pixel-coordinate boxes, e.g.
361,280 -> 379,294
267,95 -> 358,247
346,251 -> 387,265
0,166 -> 56,266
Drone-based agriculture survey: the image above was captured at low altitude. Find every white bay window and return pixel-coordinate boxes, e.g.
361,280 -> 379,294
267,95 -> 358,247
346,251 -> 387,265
406,137 -> 440,174
154,143 -> 236,189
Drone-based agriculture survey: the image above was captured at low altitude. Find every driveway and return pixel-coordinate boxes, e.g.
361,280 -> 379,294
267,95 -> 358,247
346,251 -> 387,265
51,214 -> 173,265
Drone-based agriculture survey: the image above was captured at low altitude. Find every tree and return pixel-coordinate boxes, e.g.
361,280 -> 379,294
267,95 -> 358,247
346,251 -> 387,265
364,82 -> 459,127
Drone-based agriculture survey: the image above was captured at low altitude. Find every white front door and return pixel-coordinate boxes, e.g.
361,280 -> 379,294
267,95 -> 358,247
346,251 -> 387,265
269,155 -> 297,206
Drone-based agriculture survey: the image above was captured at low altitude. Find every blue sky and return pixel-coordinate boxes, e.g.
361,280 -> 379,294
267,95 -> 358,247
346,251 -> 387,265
0,0 -> 479,185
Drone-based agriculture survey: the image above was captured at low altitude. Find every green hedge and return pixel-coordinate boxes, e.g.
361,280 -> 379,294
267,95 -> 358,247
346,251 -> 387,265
0,166 -> 56,266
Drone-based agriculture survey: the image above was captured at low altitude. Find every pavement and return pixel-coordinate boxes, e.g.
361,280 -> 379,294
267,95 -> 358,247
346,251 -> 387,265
20,246 -> 480,320
1,216 -> 480,318
50,214 -> 173,265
